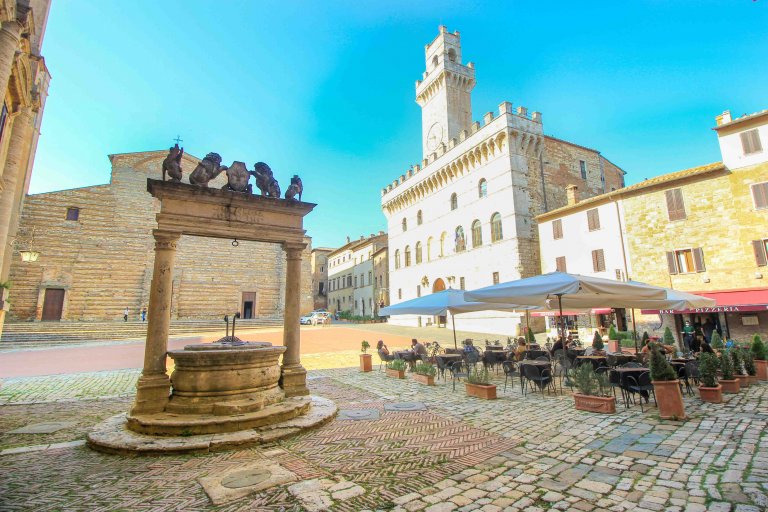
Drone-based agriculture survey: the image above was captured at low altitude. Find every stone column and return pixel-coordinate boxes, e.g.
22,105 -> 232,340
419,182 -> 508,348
0,22 -> 21,140
0,107 -> 32,274
130,230 -> 181,415
280,242 -> 309,397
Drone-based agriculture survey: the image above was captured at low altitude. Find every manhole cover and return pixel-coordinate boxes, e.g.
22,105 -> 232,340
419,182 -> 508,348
337,409 -> 380,420
384,402 -> 427,412
221,468 -> 273,489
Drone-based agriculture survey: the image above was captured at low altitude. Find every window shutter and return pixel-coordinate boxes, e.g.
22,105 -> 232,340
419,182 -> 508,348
587,209 -> 600,231
597,249 -> 605,272
591,250 -> 598,272
693,247 -> 706,272
666,189 -> 686,221
741,129 -> 763,155
753,240 -> 768,267
556,256 -> 567,273
552,219 -> 563,240
752,183 -> 768,209
666,251 -> 678,275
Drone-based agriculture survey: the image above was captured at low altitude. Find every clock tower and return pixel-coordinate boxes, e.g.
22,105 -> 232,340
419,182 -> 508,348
416,26 -> 476,158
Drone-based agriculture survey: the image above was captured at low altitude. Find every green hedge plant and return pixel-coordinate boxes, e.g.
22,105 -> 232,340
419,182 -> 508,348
466,366 -> 492,386
710,331 -> 723,350
414,362 -> 436,377
663,326 -> 676,347
742,349 -> 756,377
608,325 -> 618,341
720,351 -> 735,380
731,349 -> 745,375
698,352 -> 719,388
649,346 -> 677,381
573,363 -> 609,397
386,359 -> 407,372
751,334 -> 766,360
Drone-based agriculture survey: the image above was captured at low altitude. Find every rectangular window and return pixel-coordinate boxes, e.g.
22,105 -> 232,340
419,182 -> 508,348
665,188 -> 686,221
591,249 -> 606,272
552,219 -> 563,240
556,256 -> 567,272
459,277 -> 465,290
368,271 -> 372,285
586,209 -> 600,231
354,276 -> 357,287
66,207 -> 80,221
741,129 -> 763,155
580,160 -> 587,180
752,182 -> 768,210
667,248 -> 705,274
398,289 -> 402,299
417,285 -> 421,297
753,239 -> 768,267
492,272 -> 499,285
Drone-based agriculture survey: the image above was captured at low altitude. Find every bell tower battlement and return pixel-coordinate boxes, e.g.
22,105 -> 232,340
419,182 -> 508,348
416,26 -> 476,159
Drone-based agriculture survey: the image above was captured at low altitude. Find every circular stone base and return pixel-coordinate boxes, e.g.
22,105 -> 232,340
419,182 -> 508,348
86,396 -> 337,455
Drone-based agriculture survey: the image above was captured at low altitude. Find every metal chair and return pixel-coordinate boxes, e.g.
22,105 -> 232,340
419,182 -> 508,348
502,361 -> 518,392
521,364 -> 555,396
435,356 -> 449,380
677,364 -> 693,396
449,361 -> 470,392
624,371 -> 656,412
377,349 -> 394,371
686,360 -> 701,388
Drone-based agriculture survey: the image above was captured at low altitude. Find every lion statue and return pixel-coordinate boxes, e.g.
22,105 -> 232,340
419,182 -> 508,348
189,152 -> 227,187
284,174 -> 303,201
161,144 -> 183,182
250,162 -> 281,198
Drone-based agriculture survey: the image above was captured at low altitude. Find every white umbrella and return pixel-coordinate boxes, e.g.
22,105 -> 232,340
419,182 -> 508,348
465,272 -> 670,341
379,288 -> 530,348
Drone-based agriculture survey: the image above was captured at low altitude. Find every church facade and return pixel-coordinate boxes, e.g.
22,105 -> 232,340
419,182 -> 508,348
381,27 -> 625,335
7,150 -> 313,322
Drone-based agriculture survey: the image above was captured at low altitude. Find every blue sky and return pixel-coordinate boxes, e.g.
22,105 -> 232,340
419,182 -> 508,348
30,1 -> 767,248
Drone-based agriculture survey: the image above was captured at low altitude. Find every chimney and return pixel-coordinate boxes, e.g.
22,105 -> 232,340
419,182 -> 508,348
566,184 -> 579,205
379,230 -> 385,236
360,235 -> 364,240
346,236 -> 350,243
715,110 -> 732,126
370,233 -> 374,238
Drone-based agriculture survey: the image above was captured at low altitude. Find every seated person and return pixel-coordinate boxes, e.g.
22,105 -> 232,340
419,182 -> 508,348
550,336 -> 564,356
690,334 -> 703,353
514,338 -> 527,361
641,339 -> 675,355
700,340 -> 715,354
411,339 -> 428,358
377,339 -> 393,361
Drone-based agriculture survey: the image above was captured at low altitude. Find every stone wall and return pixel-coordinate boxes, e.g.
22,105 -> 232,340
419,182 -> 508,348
8,150 -> 313,321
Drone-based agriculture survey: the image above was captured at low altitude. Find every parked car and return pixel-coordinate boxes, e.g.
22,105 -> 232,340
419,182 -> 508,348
300,312 -> 330,325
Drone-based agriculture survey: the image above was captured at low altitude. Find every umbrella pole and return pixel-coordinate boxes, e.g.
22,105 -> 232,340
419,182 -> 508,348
451,311 -> 458,349
558,295 -> 564,341
631,308 -> 638,354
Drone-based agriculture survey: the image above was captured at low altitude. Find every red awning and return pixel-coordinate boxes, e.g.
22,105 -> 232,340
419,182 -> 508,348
640,288 -> 768,314
531,308 -> 613,317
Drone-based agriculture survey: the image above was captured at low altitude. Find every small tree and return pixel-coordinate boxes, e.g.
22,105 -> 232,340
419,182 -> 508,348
592,332 -> 604,352
649,346 -> 677,381
386,359 -> 407,372
360,340 -> 370,353
592,331 -> 602,347
608,325 -> 618,341
466,366 -> 491,385
573,362 -> 609,397
698,352 -> 719,388
413,362 -> 436,377
742,349 -> 756,376
751,334 -> 767,361
731,349 -> 745,375
663,326 -> 676,347
720,351 -> 735,380
710,331 -> 724,350
526,328 -> 536,345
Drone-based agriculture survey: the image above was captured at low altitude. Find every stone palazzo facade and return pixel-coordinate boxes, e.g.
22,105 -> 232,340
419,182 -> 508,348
381,26 -> 624,335
7,150 -> 313,322
0,0 -> 52,334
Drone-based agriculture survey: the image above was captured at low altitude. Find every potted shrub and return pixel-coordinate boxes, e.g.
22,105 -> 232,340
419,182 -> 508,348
751,334 -> 767,381
465,366 -> 497,400
710,331 -> 724,353
742,349 -> 757,385
412,362 -> 436,386
572,362 -> 615,413
359,340 -> 372,372
663,326 -> 678,353
719,351 -> 739,393
386,359 -> 407,379
649,346 -> 686,420
526,328 -> 536,346
731,350 -> 748,389
592,332 -> 606,356
698,352 -> 722,403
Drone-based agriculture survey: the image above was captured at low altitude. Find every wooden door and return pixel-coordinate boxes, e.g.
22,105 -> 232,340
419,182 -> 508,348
41,288 -> 65,321
241,292 -> 257,319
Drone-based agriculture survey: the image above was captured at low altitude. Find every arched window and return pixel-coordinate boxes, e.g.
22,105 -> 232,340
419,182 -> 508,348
415,242 -> 422,264
402,218 -> 407,232
404,246 -> 412,267
448,48 -> 457,62
394,249 -> 401,269
417,210 -> 423,225
478,179 -> 487,198
440,232 -> 447,257
427,236 -> 433,261
455,226 -> 466,252
491,212 -> 503,242
450,193 -> 458,210
471,219 -> 482,248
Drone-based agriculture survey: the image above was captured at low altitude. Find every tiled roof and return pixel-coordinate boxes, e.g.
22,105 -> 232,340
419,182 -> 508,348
537,161 -> 726,221
714,109 -> 768,131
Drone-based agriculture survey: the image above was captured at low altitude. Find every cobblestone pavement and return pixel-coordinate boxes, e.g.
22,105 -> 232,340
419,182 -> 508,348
1,363 -> 766,511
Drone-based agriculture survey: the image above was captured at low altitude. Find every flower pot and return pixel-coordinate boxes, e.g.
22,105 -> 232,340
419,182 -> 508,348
386,368 -> 405,379
465,382 -> 497,400
573,393 -> 616,413
720,379 -> 739,393
413,373 -> 435,386
735,374 -> 749,389
359,353 -> 372,372
652,379 -> 686,420
698,385 -> 722,404
755,360 -> 768,381
607,341 -> 619,353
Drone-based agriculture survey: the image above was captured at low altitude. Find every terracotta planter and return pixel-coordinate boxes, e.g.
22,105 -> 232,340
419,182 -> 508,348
386,368 -> 405,379
698,385 -> 722,404
573,393 -> 616,414
755,360 -> 768,381
736,374 -> 749,389
607,341 -> 619,353
413,373 -> 435,386
652,379 -> 686,420
359,353 -> 372,372
720,379 -> 740,393
465,382 -> 497,400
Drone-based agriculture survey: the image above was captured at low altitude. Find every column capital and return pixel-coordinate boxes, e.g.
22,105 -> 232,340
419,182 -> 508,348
153,230 -> 181,250
283,241 -> 306,256
0,20 -> 21,40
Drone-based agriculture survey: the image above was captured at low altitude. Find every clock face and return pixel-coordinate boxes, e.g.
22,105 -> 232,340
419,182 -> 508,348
427,123 -> 444,151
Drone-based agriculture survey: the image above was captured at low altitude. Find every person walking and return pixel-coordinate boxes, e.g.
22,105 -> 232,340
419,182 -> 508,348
141,307 -> 147,322
123,307 -> 129,322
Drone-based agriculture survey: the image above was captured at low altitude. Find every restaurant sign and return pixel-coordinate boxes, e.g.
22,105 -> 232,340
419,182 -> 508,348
642,304 -> 768,315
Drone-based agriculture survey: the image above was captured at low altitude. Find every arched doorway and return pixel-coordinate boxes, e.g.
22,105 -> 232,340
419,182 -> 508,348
432,278 -> 446,326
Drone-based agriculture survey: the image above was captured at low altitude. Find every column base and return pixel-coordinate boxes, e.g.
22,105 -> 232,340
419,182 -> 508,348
130,373 -> 171,415
0,310 -> 6,341
280,364 -> 309,397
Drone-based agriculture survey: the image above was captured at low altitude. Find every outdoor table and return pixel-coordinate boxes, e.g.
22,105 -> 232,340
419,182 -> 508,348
565,349 -> 586,364
576,355 -> 608,370
483,350 -> 507,369
435,354 -> 462,378
444,348 -> 463,355
524,350 -> 549,360
486,347 -> 505,351
610,354 -> 637,366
